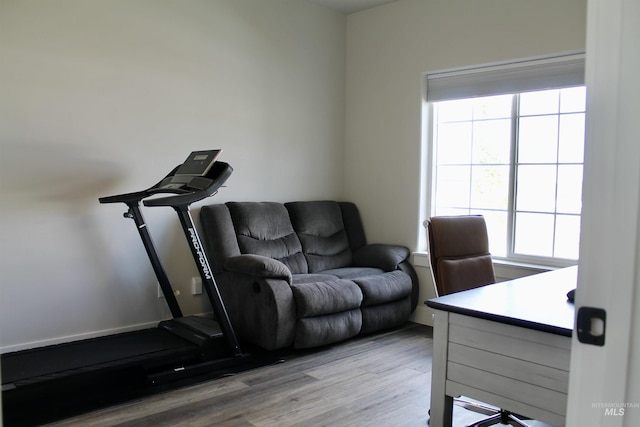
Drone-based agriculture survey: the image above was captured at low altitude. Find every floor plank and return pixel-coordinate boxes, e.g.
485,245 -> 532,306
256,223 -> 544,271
44,324 -> 430,427
44,323 -> 554,427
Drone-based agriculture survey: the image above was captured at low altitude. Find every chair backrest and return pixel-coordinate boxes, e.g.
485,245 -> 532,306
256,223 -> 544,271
426,215 -> 496,296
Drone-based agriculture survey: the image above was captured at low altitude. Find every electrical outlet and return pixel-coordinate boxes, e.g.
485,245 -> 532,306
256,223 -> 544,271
191,276 -> 203,295
158,283 -> 180,298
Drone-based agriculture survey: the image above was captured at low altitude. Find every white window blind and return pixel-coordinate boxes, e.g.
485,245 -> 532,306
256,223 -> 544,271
426,53 -> 585,102
426,53 -> 587,264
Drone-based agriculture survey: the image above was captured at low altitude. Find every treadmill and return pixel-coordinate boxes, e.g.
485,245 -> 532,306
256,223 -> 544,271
2,150 -> 261,426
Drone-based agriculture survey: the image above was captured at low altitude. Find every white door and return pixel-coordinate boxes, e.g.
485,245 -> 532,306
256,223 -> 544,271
566,0 -> 640,426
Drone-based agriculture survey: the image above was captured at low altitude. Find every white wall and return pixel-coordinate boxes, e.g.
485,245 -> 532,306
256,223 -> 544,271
0,0 -> 590,351
344,0 -> 587,324
0,0 -> 346,352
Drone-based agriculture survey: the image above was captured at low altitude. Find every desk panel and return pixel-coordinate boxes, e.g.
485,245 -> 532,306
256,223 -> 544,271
432,311 -> 570,426
447,312 -> 570,425
449,314 -> 571,371
428,268 -> 576,427
445,381 -> 566,427
447,343 -> 569,394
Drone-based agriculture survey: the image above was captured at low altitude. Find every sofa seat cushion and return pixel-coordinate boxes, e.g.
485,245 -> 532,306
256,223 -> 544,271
353,270 -> 412,306
319,267 -> 384,280
360,297 -> 411,334
294,309 -> 362,348
292,273 -> 339,285
291,279 -> 363,318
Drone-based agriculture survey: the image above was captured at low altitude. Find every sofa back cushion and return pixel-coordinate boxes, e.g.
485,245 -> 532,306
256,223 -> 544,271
226,202 -> 308,274
285,201 -> 352,273
338,202 -> 367,251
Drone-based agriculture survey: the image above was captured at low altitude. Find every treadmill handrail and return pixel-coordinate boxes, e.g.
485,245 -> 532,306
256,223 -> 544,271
98,190 -> 152,205
98,162 -> 232,207
98,166 -> 181,205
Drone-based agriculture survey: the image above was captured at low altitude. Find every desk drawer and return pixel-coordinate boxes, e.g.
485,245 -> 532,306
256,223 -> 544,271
445,313 -> 571,426
449,314 -> 571,372
448,343 -> 569,394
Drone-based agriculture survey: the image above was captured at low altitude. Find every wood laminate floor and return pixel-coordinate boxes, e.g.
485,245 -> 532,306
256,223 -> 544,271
44,323 -> 553,427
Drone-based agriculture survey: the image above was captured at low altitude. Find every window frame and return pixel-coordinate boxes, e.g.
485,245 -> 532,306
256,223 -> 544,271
423,53 -> 585,268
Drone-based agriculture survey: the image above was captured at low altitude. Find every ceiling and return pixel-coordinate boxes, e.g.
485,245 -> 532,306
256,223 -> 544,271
306,0 -> 398,14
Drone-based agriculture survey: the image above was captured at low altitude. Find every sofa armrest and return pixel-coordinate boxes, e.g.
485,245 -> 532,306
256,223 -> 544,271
216,272 -> 296,350
224,254 -> 293,284
352,244 -> 410,271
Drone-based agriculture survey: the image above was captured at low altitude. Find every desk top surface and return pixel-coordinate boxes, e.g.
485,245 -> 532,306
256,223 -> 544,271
426,266 -> 576,336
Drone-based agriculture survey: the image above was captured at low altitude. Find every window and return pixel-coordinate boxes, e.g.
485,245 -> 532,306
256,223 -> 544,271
426,54 -> 585,265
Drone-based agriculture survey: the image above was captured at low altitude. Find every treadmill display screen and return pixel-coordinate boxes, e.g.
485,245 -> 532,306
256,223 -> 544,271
175,150 -> 221,176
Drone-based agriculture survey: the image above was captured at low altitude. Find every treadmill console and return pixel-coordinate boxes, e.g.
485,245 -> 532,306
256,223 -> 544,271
99,150 -> 232,207
157,150 -> 225,192
174,150 -> 221,176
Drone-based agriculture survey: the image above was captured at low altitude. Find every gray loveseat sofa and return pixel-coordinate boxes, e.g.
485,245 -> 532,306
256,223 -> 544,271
199,200 -> 419,350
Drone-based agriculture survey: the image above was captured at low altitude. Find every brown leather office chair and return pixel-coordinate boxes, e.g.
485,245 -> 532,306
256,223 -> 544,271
427,215 -> 496,297
426,215 -> 529,427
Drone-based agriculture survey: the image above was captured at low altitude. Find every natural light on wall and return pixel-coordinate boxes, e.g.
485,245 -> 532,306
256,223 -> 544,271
425,53 -> 586,266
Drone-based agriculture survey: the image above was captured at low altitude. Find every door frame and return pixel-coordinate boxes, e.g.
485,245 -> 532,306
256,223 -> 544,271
567,0 -> 640,425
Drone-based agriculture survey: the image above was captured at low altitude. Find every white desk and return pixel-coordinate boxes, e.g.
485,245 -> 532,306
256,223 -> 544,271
426,267 -> 576,427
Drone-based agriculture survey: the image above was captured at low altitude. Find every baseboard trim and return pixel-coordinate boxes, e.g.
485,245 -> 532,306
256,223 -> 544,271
0,321 -> 160,354
410,305 -> 434,327
1,312 -> 214,354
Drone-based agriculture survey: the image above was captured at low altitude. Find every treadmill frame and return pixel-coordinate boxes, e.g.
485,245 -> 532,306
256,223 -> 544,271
2,155 -> 250,426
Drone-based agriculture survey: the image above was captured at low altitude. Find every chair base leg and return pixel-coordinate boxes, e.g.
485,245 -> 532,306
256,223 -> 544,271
467,410 -> 531,427
456,400 -> 500,417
